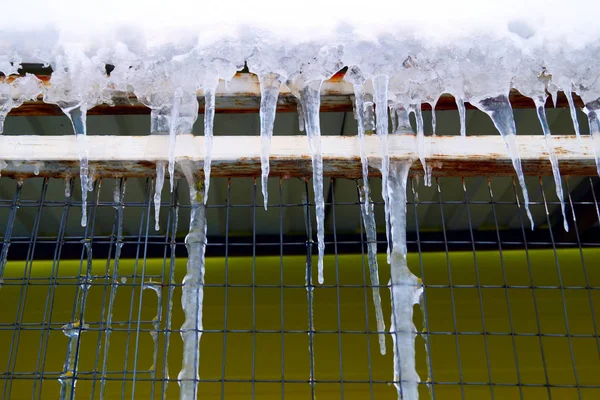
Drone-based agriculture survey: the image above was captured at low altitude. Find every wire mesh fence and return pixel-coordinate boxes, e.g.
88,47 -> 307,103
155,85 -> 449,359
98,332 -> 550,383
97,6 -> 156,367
0,174 -> 599,399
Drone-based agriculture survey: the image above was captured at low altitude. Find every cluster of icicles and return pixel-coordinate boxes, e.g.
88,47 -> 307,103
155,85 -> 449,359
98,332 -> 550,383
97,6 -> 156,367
2,35 -> 600,399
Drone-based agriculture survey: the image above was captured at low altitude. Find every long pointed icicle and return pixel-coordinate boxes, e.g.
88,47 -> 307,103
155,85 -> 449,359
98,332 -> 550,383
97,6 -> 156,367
430,100 -> 438,136
387,160 -> 423,400
168,88 -> 183,193
533,97 -> 568,231
350,82 -> 371,212
62,105 -> 90,227
154,161 -> 166,231
258,73 -> 282,210
473,95 -> 534,229
203,88 -> 216,204
373,75 -> 392,263
345,67 -> 371,211
456,97 -> 467,137
564,90 -> 581,139
178,164 -> 207,400
298,80 -> 326,284
359,186 -> 386,355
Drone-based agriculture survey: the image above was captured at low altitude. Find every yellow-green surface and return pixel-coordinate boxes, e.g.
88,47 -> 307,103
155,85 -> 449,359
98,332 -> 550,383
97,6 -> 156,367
1,249 -> 599,399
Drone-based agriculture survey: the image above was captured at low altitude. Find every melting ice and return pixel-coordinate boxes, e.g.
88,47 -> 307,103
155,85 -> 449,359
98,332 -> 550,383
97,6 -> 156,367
4,12 -> 600,400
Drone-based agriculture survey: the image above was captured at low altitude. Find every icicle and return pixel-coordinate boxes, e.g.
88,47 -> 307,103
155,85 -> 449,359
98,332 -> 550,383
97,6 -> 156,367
58,321 -> 85,399
455,97 -> 467,137
429,100 -> 438,136
203,87 -> 216,204
373,75 -> 392,264
113,180 -> 120,206
62,105 -> 90,227
387,160 -> 422,400
33,161 -> 43,176
533,97 -> 568,231
64,178 -> 71,198
168,88 -> 183,193
295,79 -> 326,284
410,104 -> 428,187
583,99 -> 600,177
359,186 -> 386,355
363,93 -> 376,134
389,103 -> 398,133
178,163 -> 207,400
472,95 -> 534,229
154,161 -> 166,231
142,280 -> 162,373
394,105 -> 413,134
163,200 -> 178,399
297,100 -> 305,132
258,73 -> 283,210
345,67 -> 371,215
564,90 -> 581,139
59,241 -> 93,399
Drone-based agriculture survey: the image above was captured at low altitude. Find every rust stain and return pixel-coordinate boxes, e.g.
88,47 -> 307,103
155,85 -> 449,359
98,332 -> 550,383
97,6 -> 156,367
6,70 -> 586,117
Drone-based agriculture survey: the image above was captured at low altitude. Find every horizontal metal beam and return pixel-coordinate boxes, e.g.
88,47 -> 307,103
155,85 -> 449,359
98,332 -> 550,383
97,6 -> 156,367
0,134 -> 596,179
4,72 -> 584,117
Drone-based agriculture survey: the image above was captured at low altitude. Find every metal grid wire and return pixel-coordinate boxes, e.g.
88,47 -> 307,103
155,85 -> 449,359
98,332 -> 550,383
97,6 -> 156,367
0,174 -> 599,399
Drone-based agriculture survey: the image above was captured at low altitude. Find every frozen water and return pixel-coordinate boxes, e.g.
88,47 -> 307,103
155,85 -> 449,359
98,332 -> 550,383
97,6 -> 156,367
373,75 -> 392,263
456,97 -> 467,137
471,95 -> 534,229
345,67 -> 371,214
257,74 -> 283,210
142,280 -> 162,373
564,91 -> 581,139
64,178 -> 71,198
154,161 -> 166,231
290,77 -> 326,284
203,87 -> 216,203
387,160 -> 423,400
0,74 -> 44,133
3,7 -> 600,398
359,186 -> 386,355
178,162 -> 207,400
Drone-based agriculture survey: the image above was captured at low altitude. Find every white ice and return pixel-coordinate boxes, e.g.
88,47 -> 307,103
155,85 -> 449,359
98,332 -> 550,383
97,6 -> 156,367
0,74 -> 44,133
